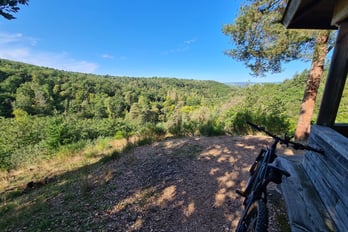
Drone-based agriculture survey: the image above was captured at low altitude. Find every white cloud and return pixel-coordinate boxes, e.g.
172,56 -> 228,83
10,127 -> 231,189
0,48 -> 30,59
101,53 -> 114,59
0,32 -> 23,44
0,32 -> 38,46
25,52 -> 99,73
162,38 -> 197,55
0,32 -> 98,73
184,39 -> 196,45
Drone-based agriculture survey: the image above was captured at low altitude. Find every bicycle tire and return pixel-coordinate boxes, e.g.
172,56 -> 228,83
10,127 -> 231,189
236,200 -> 268,232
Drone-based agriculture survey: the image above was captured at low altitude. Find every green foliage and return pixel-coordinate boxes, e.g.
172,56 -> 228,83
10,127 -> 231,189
182,120 -> 198,136
336,80 -> 348,123
0,111 -> 47,169
226,110 -> 290,136
45,117 -> 76,149
168,117 -> 183,137
222,0 -> 334,76
0,0 -> 29,20
139,123 -> 167,139
0,59 -> 347,171
114,122 -> 135,141
199,119 -> 225,136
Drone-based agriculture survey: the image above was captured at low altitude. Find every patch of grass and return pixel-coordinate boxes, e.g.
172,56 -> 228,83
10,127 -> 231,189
0,135 -> 168,231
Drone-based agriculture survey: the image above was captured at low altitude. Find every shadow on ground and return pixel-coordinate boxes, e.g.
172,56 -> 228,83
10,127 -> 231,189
0,135 -> 292,231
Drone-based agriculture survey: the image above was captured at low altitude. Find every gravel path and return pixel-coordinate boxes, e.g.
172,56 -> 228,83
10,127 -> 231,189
83,135 -> 292,231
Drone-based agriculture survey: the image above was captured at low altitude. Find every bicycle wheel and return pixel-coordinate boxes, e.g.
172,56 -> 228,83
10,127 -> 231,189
236,200 -> 268,232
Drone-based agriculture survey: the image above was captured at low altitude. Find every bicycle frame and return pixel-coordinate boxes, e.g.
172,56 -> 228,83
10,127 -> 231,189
235,121 -> 323,232
236,140 -> 279,230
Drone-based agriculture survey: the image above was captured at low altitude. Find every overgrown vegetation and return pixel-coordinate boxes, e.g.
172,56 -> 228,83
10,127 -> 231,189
0,59 -> 343,171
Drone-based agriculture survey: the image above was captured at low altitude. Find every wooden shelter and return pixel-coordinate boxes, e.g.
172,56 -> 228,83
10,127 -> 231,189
280,0 -> 348,231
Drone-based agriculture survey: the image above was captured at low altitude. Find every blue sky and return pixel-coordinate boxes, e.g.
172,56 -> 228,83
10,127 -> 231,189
0,0 -> 310,83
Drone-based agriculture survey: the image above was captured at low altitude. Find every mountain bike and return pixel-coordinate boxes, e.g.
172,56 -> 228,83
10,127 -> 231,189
234,121 -> 324,232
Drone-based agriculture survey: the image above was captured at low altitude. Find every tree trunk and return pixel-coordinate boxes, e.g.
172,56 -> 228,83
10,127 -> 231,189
295,31 -> 330,141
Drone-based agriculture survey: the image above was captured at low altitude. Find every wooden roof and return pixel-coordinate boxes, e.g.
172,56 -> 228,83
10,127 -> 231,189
282,0 -> 337,29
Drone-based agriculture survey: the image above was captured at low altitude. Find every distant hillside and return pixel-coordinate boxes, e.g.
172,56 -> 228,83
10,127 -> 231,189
0,58 -> 232,118
224,82 -> 252,87
1,57 -> 348,172
224,81 -> 281,87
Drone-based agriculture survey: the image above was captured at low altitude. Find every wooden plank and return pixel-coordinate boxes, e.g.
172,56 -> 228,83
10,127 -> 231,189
317,21 -> 348,126
278,156 -> 337,232
306,149 -> 348,186
303,161 -> 348,231
309,126 -> 348,169
304,152 -> 348,209
303,125 -> 348,231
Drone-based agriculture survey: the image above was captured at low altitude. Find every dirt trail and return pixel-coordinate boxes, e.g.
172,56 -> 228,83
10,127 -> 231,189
84,135 -> 292,231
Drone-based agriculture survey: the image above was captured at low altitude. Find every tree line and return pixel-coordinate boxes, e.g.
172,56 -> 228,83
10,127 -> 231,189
0,59 -> 234,169
3,58 -> 347,171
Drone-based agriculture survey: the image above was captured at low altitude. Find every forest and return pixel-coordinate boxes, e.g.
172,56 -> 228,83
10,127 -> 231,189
0,58 -> 347,171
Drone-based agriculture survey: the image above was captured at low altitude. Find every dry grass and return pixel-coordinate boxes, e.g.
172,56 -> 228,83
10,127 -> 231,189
0,135 -> 292,231
0,138 -> 129,195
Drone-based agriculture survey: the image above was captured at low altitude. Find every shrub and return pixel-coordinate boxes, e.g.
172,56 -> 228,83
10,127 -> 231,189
199,120 -> 225,136
225,109 -> 290,136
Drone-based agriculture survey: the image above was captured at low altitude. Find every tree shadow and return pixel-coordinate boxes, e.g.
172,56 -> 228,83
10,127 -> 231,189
0,135 -> 289,231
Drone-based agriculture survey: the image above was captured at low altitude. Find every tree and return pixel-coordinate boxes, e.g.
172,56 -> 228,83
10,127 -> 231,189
223,0 -> 334,140
0,0 -> 28,20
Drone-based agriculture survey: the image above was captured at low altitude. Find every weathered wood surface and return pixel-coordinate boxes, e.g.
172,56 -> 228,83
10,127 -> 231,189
278,155 -> 337,232
303,125 -> 348,231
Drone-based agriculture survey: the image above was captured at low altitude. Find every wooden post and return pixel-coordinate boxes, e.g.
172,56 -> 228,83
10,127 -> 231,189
317,20 -> 348,126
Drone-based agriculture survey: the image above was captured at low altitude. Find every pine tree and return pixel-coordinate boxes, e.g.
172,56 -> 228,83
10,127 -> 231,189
223,0 -> 334,140
0,0 -> 29,20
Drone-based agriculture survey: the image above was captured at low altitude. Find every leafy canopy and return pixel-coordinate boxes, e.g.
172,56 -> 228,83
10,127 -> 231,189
222,0 -> 317,76
0,0 -> 28,20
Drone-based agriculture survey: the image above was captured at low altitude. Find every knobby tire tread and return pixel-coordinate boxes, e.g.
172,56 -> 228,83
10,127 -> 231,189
246,200 -> 268,232
235,200 -> 268,232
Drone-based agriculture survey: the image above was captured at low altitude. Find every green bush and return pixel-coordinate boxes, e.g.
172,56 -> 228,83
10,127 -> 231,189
168,118 -> 183,137
182,121 -> 198,136
198,120 -> 225,136
226,110 -> 290,136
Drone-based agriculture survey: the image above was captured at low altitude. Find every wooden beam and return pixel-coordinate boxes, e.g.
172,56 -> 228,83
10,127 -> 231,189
282,0 -> 301,28
282,0 -> 337,29
332,0 -> 348,25
317,21 -> 348,126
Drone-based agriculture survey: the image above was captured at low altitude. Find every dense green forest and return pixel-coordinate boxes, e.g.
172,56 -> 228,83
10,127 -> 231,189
0,59 -> 347,170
